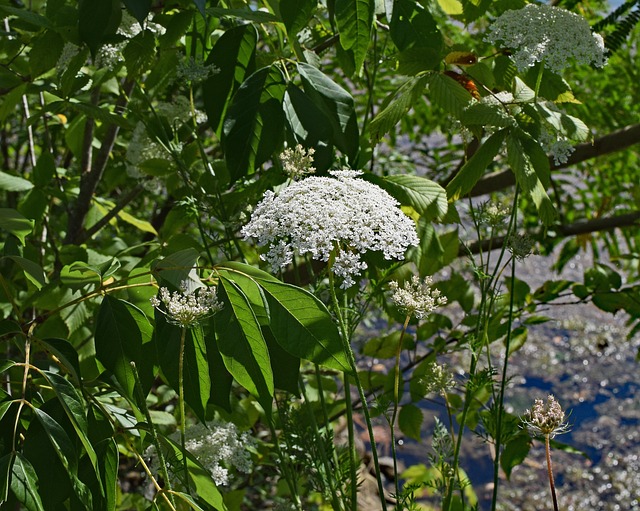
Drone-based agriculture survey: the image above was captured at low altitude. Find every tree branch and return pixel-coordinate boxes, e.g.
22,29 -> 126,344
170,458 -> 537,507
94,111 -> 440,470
469,123 -> 640,197
460,210 -> 640,256
65,80 -> 134,244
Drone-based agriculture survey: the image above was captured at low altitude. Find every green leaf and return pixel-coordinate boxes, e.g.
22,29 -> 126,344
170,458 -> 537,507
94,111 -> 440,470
3,256 -> 46,289
42,371 -> 100,477
78,0 -> 121,56
0,85 -> 27,123
0,171 -> 33,192
398,404 -> 423,441
281,0 -> 317,35
334,0 -> 374,74
446,129 -> 507,200
222,65 -> 287,182
429,72 -> 473,118
0,208 -> 34,244
204,325 -> 233,412
116,209 -> 158,235
28,29 -> 64,78
153,248 -> 201,290
96,296 -> 153,401
506,133 -> 557,225
60,261 -> 102,289
37,338 -> 81,384
362,331 -> 413,359
368,75 -> 429,142
298,62 -> 359,160
123,30 -> 156,78
0,5 -> 54,30
501,433 -> 531,480
256,278 -> 352,374
33,408 -> 93,507
203,25 -> 257,135
214,277 -> 274,411
461,102 -> 515,128
95,438 -> 118,511
0,453 -> 14,503
156,320 -> 211,423
283,84 -> 334,172
397,47 -> 441,75
262,327 -> 300,395
123,0 -> 152,24
371,174 -> 448,221
215,261 -> 279,282
10,454 -> 44,511
160,436 -> 227,510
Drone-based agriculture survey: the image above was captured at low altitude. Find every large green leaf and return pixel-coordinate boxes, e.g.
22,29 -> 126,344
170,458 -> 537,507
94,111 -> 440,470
507,133 -> 557,225
367,174 -> 448,221
334,0 -> 374,74
123,30 -> 156,78
203,25 -> 258,134
42,371 -> 100,478
222,65 -> 287,182
280,0 -> 317,35
156,320 -> 211,423
298,62 -> 359,161
0,171 -> 34,192
204,323 -> 233,412
10,454 -> 44,511
283,84 -> 334,172
96,297 -> 154,401
390,0 -> 443,52
95,438 -> 118,511
0,208 -> 34,245
123,0 -> 152,24
501,433 -> 531,480
78,0 -> 121,56
0,452 -> 13,503
428,72 -> 473,118
153,248 -> 201,290
4,256 -> 46,289
256,278 -> 352,374
398,404 -> 423,441
214,277 -> 274,411
446,129 -> 507,200
369,75 -> 429,142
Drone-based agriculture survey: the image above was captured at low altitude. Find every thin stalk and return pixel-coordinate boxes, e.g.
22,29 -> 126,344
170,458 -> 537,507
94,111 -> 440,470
178,327 -> 189,492
545,434 -> 560,511
299,375 -> 343,511
490,253 -> 517,510
131,361 -> 175,506
343,373 -> 358,510
315,364 -> 343,493
328,270 -> 388,511
390,315 -> 411,502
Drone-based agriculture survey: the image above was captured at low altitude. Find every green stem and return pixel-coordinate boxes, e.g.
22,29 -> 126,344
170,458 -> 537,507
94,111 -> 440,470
546,434 -> 560,511
131,361 -> 175,507
269,400 -> 303,510
178,327 -> 189,492
299,375 -> 343,511
315,364 -> 343,498
390,315 -> 411,502
328,269 -> 387,511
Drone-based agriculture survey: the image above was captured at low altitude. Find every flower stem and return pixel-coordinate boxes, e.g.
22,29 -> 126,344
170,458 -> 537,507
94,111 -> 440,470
390,315 -> 411,501
178,327 -> 189,492
546,434 -> 560,511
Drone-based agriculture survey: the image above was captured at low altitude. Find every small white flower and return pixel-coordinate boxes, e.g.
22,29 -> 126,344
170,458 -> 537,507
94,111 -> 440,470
242,171 -> 419,288
177,56 -> 220,83
150,280 -> 223,327
486,4 -> 607,74
389,275 -> 447,320
280,144 -> 316,179
522,395 -> 570,438
539,126 -> 575,166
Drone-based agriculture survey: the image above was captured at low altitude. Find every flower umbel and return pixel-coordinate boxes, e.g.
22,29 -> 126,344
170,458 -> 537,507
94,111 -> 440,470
280,144 -> 316,179
485,4 -> 607,74
523,395 -> 570,438
241,170 -> 419,288
389,275 -> 447,320
150,280 -> 223,327
147,420 -> 255,487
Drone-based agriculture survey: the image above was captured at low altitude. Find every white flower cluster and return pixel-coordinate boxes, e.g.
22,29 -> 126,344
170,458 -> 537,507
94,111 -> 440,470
177,56 -> 220,83
147,420 -> 255,487
279,144 -> 316,179
523,395 -> 570,438
417,362 -> 455,396
150,280 -> 223,327
485,4 -> 607,74
539,126 -> 575,166
389,275 -> 447,320
241,171 -> 419,288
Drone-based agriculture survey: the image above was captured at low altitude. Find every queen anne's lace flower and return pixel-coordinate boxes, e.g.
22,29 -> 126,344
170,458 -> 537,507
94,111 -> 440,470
389,275 -> 447,319
523,395 -> 570,438
280,144 -> 316,179
150,280 -> 223,327
242,171 -> 419,288
485,4 -> 607,74
147,420 -> 255,487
